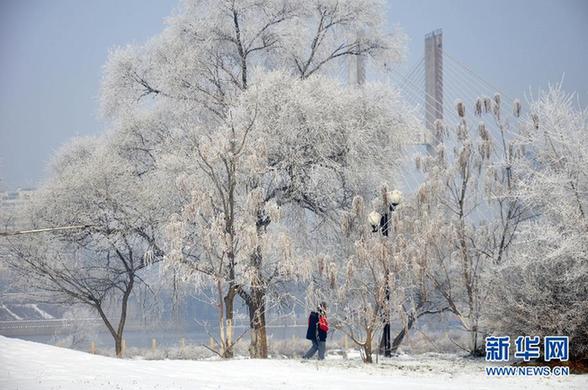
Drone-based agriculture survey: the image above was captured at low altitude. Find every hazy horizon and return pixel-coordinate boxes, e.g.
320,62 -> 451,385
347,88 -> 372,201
1,0 -> 587,190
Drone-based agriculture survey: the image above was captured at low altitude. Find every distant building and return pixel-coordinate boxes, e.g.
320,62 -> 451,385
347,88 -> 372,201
0,188 -> 60,324
0,188 -> 35,232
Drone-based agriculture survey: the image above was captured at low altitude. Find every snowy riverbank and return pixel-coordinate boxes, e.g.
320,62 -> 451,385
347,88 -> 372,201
1,336 -> 586,389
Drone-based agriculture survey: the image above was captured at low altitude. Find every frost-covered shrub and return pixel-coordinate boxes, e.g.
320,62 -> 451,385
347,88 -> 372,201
125,345 -> 217,360
487,225 -> 588,359
52,306 -> 100,349
486,87 -> 588,359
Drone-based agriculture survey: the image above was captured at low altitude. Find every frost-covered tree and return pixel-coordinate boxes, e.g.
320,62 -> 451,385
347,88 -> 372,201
310,185 -> 450,363
318,190 -> 407,363
414,94 -> 526,355
3,136 -> 166,357
487,87 -> 588,359
280,0 -> 405,79
100,0 -> 404,119
162,71 -> 413,358
100,0 -> 409,358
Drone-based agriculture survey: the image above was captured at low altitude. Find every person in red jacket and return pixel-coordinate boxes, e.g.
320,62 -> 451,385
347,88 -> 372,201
303,302 -> 329,360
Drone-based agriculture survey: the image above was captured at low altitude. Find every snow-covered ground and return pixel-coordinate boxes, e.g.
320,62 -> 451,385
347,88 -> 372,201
1,336 -> 586,390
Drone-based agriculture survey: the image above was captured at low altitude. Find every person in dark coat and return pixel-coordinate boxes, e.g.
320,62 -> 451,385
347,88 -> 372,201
303,302 -> 329,360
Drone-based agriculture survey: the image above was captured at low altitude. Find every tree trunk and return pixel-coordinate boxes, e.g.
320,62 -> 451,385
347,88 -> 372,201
94,277 -> 133,359
246,219 -> 269,359
248,286 -> 268,358
390,307 -> 452,354
114,334 -> 123,358
390,314 -> 416,354
470,324 -> 484,357
222,286 -> 237,358
115,279 -> 133,358
363,330 -> 373,363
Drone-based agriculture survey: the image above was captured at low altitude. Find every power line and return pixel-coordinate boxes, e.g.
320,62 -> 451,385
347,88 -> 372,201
0,225 -> 92,237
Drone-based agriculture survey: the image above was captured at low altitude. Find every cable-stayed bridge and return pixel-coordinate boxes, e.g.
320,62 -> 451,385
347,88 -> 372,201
379,29 -> 521,194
